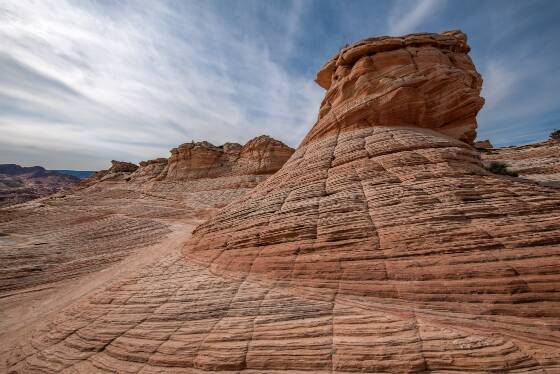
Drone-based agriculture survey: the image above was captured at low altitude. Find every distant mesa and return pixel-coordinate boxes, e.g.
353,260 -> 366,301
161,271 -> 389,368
0,164 -> 80,208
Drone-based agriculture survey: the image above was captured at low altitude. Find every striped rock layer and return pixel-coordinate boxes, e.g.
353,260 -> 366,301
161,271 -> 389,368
6,31 -> 560,373
81,135 -> 295,209
481,139 -> 560,188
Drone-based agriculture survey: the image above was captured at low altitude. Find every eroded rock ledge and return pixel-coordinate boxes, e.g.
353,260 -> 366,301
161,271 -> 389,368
307,30 -> 483,146
159,135 -> 294,180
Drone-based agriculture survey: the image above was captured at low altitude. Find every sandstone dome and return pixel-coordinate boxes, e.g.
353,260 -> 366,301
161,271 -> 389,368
7,31 -> 560,373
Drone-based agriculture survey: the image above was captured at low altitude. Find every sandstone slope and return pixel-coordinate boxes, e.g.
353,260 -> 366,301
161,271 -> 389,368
5,31 -> 560,373
0,136 -> 293,358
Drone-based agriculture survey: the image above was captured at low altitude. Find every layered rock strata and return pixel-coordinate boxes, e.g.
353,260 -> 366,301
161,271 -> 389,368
158,135 -> 294,180
481,139 -> 560,188
311,30 -> 484,145
83,136 -> 295,209
0,135 -> 293,351
128,158 -> 168,183
79,160 -> 139,187
5,31 -> 560,373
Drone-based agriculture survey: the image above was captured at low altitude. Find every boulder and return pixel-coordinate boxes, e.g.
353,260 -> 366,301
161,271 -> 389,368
474,139 -> 494,149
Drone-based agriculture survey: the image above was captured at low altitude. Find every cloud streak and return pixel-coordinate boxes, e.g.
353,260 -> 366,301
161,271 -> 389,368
0,0 -> 322,169
388,0 -> 445,35
1,0 -> 559,167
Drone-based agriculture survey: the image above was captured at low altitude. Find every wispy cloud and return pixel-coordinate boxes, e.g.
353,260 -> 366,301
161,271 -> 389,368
388,0 -> 445,35
0,0 -> 322,169
481,60 -> 521,111
1,0 -> 559,167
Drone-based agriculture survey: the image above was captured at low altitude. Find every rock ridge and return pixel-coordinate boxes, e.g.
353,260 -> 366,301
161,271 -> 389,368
159,135 -> 294,180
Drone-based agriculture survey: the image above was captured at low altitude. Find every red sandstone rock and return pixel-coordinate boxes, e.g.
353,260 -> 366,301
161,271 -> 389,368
79,160 -> 139,187
109,160 -> 139,173
474,139 -> 493,149
89,136 -> 295,209
129,158 -> 168,183
159,135 -> 294,180
0,134 -> 294,340
312,30 -> 483,145
4,31 -> 560,373
179,30 -> 560,372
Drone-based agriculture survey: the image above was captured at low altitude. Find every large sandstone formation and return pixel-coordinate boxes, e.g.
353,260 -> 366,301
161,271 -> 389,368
0,164 -> 80,207
4,31 -> 560,373
312,30 -> 484,144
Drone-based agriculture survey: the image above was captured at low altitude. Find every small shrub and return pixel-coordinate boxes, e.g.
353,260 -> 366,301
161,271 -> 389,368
484,161 -> 518,177
551,129 -> 560,141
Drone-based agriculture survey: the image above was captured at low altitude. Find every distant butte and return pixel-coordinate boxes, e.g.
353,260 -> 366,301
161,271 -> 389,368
3,31 -> 560,373
0,164 -> 80,207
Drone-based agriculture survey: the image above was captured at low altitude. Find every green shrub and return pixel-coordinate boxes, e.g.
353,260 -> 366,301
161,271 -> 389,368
484,161 -> 518,177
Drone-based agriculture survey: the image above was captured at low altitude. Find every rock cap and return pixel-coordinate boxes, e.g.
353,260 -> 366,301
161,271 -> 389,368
316,30 -> 469,89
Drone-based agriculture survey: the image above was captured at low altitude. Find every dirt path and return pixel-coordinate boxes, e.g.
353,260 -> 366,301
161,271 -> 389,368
0,218 -> 199,363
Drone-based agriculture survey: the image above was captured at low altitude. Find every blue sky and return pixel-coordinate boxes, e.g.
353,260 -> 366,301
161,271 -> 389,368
1,0 -> 559,169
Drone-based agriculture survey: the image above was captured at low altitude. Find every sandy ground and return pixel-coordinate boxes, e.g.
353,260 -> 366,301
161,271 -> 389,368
0,217 -> 200,368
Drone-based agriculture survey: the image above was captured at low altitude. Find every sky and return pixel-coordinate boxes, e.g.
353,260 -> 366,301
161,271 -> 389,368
1,0 -> 559,170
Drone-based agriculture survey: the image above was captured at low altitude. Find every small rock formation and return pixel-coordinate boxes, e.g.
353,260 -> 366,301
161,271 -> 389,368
474,139 -> 493,149
79,135 -> 295,209
80,136 -> 293,188
0,164 -> 79,207
159,135 -> 294,180
128,158 -> 168,183
80,160 -> 139,187
108,160 -> 138,173
5,31 -> 560,373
